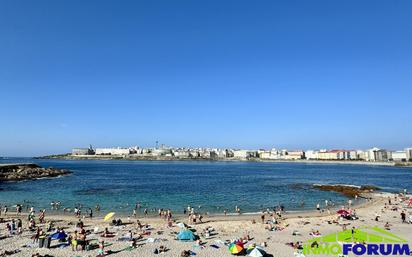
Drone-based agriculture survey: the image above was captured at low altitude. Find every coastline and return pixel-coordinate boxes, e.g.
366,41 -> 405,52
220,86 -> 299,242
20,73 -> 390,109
35,154 -> 412,167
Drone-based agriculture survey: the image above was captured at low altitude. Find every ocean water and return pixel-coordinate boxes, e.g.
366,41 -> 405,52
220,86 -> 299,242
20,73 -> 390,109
1,158 -> 411,215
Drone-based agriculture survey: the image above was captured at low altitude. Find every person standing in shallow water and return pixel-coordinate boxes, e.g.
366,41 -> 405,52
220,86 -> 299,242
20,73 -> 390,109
88,208 -> 93,219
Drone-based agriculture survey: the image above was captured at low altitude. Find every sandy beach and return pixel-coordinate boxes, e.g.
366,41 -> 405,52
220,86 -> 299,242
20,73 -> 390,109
1,192 -> 411,257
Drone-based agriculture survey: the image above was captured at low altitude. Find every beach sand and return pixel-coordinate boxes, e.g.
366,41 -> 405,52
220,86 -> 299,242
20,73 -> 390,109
1,192 -> 411,257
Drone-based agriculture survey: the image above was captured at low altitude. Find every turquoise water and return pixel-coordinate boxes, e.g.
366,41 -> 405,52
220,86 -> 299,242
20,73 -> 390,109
1,158 -> 411,215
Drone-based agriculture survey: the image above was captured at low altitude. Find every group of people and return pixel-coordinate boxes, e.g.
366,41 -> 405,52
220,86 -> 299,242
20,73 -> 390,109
69,228 -> 87,252
5,218 -> 23,235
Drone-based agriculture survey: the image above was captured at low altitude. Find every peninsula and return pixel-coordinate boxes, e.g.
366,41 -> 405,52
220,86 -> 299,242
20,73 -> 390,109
37,145 -> 412,166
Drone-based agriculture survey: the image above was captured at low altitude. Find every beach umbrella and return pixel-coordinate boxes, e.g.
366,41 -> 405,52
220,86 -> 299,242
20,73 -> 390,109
51,232 -> 67,240
177,230 -> 196,241
233,240 -> 244,248
229,243 -> 244,255
104,212 -> 115,221
248,247 -> 266,257
337,210 -> 349,215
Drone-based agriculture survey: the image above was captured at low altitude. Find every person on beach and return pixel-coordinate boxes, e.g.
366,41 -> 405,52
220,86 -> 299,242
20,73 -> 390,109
76,219 -> 84,229
384,222 -> 391,230
78,231 -> 86,251
16,205 -> 22,215
144,208 -> 148,217
375,212 -> 380,222
103,227 -> 113,237
39,210 -> 45,223
17,219 -> 22,234
261,213 -> 265,224
98,240 -> 105,257
316,203 -> 320,212
6,223 -> 12,236
71,231 -> 78,251
32,227 -> 41,243
3,206 -> 8,216
401,211 -> 406,223
29,219 -> 36,230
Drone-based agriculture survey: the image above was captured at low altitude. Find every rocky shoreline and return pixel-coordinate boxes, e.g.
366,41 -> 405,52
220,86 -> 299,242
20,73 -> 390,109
0,163 -> 71,181
313,184 -> 380,197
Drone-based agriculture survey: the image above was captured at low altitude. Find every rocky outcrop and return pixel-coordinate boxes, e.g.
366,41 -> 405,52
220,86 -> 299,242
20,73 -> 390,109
313,184 -> 380,198
0,163 -> 71,181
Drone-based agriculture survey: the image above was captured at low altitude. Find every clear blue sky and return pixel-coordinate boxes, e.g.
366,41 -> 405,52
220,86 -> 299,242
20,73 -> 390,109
1,0 -> 411,156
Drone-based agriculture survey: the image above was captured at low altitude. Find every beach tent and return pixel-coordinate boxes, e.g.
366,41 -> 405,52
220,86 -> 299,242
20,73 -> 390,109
104,212 -> 115,221
177,222 -> 187,229
246,245 -> 265,253
229,243 -> 244,255
177,230 -> 196,241
50,232 -> 67,240
248,247 -> 266,257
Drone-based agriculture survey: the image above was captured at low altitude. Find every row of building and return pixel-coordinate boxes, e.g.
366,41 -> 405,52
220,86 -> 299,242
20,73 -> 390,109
71,146 -> 412,162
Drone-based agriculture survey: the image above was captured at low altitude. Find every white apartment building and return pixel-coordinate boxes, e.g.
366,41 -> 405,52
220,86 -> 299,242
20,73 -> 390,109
95,147 -> 131,155
390,151 -> 407,162
366,147 -> 389,162
305,150 -> 319,160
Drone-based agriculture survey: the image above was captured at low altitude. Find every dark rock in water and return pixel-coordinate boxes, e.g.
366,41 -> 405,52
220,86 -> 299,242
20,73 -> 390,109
313,184 -> 380,198
0,163 -> 71,181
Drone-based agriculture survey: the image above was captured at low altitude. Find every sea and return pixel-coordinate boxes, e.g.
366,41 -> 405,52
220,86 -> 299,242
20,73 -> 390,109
1,158 -> 411,215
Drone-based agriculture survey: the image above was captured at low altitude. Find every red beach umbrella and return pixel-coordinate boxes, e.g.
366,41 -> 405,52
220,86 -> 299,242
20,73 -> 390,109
337,209 -> 349,215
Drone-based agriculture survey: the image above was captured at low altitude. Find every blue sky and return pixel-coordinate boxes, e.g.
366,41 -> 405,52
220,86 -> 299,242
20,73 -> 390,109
1,0 -> 411,156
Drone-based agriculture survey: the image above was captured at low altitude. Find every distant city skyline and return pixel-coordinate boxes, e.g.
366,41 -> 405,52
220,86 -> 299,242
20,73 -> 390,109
1,1 -> 412,156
